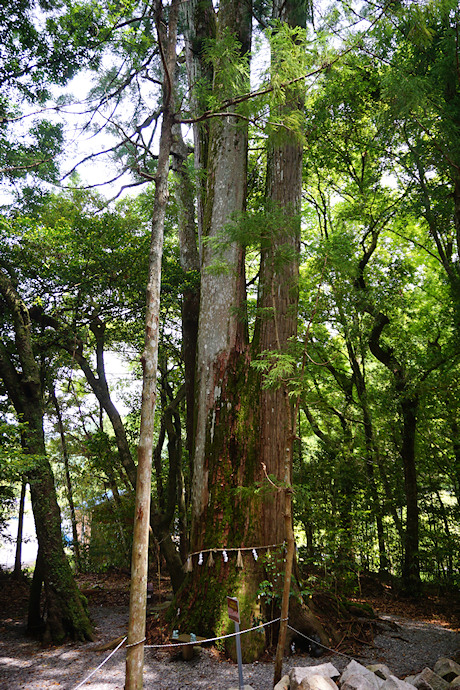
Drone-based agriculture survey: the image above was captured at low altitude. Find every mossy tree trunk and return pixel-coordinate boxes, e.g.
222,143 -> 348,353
176,0 -> 268,661
0,268 -> 92,644
177,0 -> 332,662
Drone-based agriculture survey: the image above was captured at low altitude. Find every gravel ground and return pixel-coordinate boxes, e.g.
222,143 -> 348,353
0,605 -> 458,690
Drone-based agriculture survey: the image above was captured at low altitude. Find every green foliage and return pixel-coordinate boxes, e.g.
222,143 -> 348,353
204,27 -> 250,105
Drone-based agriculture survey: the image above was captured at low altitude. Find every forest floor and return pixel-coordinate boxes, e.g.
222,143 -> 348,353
0,569 -> 458,689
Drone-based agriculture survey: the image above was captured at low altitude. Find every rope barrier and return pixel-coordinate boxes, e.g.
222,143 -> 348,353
286,624 -> 353,660
144,616 -> 283,648
71,617 -> 356,688
73,635 -> 127,690
126,636 -> 146,648
71,617 -> 282,688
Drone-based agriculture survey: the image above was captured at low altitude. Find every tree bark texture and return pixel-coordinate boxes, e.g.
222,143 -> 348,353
190,0 -> 251,541
257,2 -> 305,677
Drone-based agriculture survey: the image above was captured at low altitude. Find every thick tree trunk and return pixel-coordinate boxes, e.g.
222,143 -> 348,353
183,0 -> 215,243
256,0 -> 303,545
176,0 -> 269,661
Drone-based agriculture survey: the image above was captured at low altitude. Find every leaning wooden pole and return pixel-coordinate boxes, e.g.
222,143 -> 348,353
273,449 -> 295,686
125,3 -> 179,689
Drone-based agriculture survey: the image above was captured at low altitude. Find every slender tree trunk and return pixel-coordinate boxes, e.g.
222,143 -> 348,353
171,124 -> 200,507
74,322 -> 138,490
368,311 -> 421,594
347,340 -> 389,573
400,394 -> 420,594
27,546 -> 44,635
13,480 -> 26,579
125,3 -> 179,688
51,387 -> 81,571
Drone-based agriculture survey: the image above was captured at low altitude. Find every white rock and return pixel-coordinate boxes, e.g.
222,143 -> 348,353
274,675 -> 290,690
300,674 -> 339,690
340,661 -> 384,689
381,675 -> 417,690
290,664 -> 340,690
342,673 -> 379,690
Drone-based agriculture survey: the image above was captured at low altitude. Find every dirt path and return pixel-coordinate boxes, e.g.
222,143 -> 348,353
0,604 -> 458,690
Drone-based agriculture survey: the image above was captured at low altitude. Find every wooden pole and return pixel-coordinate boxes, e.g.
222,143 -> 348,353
273,448 -> 295,687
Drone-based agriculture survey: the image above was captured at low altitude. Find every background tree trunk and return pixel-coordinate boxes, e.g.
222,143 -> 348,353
0,268 -> 92,643
51,386 -> 81,572
13,480 -> 26,579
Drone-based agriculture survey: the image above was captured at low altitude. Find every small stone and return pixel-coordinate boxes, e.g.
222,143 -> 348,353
413,668 -> 451,690
367,665 -> 393,680
404,677 -> 417,686
433,659 -> 460,683
274,674 -> 290,690
450,678 -> 460,689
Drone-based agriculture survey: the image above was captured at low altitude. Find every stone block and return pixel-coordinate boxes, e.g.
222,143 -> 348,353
433,659 -> 460,683
382,675 -> 417,690
342,673 -> 380,690
274,675 -> 290,690
300,674 -> 339,690
290,664 -> 340,690
367,665 -> 393,680
340,661 -> 384,689
414,668 -> 451,690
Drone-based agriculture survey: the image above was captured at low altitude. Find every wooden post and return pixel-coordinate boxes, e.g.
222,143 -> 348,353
273,450 -> 295,687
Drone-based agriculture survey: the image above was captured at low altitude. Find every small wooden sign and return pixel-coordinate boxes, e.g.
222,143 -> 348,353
227,596 -> 240,623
